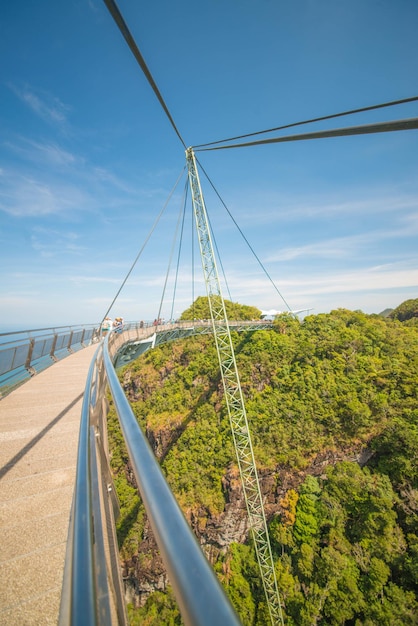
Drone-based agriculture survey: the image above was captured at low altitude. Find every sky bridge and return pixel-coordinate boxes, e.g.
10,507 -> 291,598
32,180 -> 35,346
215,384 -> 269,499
1,3 -> 417,625
0,320 -> 274,626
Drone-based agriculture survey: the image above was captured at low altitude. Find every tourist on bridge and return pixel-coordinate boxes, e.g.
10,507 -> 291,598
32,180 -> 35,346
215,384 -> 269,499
113,317 -> 124,333
101,317 -> 112,336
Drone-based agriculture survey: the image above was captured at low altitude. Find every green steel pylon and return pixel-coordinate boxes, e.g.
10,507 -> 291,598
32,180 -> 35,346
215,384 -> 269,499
186,147 -> 284,626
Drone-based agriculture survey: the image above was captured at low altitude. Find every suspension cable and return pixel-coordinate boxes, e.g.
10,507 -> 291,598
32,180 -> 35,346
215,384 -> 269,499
102,0 -> 187,149
101,167 -> 185,325
170,181 -> 189,322
205,208 -> 234,304
102,0 -> 417,156
196,158 -> 294,313
193,95 -> 418,149
157,180 -> 189,323
195,117 -> 418,152
191,204 -> 195,321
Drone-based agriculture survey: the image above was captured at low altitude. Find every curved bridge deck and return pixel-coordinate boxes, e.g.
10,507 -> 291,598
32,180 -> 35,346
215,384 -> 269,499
0,344 -> 97,625
0,321 -> 273,624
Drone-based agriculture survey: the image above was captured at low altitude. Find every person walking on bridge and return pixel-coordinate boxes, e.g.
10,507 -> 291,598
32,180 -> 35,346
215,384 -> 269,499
101,317 -> 112,336
113,317 -> 124,333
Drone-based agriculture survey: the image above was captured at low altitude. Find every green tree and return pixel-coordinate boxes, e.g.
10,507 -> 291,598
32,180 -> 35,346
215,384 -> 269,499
128,589 -> 182,625
180,295 -> 262,321
371,417 -> 418,488
293,476 -> 321,546
389,298 -> 418,322
216,543 -> 258,626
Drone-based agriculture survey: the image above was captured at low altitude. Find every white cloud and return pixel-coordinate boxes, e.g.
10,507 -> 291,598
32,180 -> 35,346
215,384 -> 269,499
236,188 -> 418,225
219,262 -> 418,310
30,228 -> 87,258
264,212 -> 418,262
4,138 -> 78,168
69,275 -> 123,285
0,134 -> 159,219
0,170 -> 94,217
296,266 -> 418,296
10,84 -> 71,127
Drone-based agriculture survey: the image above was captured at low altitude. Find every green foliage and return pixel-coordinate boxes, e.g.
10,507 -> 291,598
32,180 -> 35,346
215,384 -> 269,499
107,403 -> 146,556
370,416 -> 418,488
389,297 -> 418,322
180,295 -> 262,321
162,404 -> 232,514
271,464 -> 418,624
216,543 -> 258,625
127,589 -> 182,625
293,476 -> 320,546
109,304 -> 418,624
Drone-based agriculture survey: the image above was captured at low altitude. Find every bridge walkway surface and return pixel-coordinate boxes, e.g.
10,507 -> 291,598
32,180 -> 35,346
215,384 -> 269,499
0,344 -> 98,625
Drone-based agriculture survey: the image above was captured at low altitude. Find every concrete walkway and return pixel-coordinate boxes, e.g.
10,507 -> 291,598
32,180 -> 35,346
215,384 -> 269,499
0,344 -> 98,625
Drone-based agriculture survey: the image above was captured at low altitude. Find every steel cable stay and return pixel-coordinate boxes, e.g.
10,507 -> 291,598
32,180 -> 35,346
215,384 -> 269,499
102,0 -> 187,149
195,116 -> 418,152
193,94 -> 418,149
165,180 -> 236,322
100,166 -> 185,326
204,200 -> 235,304
156,177 -> 235,325
196,157 -> 294,315
102,0 -> 418,157
156,178 -> 189,324
170,181 -> 189,323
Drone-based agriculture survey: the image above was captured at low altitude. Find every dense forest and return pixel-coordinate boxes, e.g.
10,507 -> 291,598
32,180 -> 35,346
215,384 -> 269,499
108,298 -> 418,625
179,295 -> 262,322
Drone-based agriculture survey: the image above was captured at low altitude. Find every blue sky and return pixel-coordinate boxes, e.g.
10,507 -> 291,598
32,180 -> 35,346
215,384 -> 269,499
1,0 -> 417,330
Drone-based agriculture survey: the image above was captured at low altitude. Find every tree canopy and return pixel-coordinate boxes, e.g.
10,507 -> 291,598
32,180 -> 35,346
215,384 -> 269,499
389,297 -> 418,322
179,295 -> 262,321
110,301 -> 418,624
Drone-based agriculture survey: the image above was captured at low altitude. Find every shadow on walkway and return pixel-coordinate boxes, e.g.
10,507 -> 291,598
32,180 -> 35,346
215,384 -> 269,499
0,391 -> 84,480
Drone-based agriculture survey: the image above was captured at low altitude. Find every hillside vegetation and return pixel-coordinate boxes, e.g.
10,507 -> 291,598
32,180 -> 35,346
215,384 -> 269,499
389,297 -> 418,323
180,295 -> 262,321
109,304 -> 418,625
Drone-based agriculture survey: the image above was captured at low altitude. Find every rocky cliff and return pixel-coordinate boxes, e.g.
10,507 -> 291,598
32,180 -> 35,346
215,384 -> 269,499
119,423 -> 372,609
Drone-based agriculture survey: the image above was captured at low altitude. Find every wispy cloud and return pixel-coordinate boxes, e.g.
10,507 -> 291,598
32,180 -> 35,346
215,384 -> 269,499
30,228 -> 87,258
0,135 -> 152,218
265,213 -> 418,262
290,265 -> 418,298
236,187 -> 418,225
4,138 -> 78,168
9,83 -> 71,127
69,275 -> 123,285
0,168 -> 94,217
220,259 -> 418,300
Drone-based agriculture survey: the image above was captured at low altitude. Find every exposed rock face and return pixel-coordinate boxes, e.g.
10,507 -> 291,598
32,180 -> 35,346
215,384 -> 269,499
122,461 -> 251,608
121,423 -> 371,608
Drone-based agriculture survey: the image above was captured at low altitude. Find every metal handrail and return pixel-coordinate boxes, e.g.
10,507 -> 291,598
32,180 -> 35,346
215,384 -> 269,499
0,319 -> 272,398
59,345 -> 99,626
59,327 -> 243,626
0,324 -> 101,396
0,323 -> 100,338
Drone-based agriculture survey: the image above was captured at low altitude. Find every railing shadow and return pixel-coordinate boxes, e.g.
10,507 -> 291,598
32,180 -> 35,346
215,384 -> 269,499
0,391 -> 84,480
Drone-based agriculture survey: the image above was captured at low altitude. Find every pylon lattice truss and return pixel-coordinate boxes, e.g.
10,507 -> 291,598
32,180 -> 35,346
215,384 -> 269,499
186,147 -> 284,626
